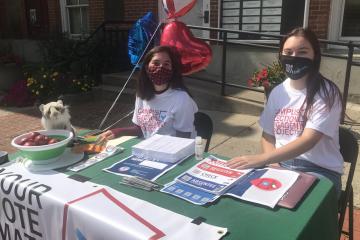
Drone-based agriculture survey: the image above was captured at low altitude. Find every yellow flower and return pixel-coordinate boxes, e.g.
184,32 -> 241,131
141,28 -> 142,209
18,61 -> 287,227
36,91 -> 39,95
77,81 -> 80,85
52,78 -> 55,81
43,75 -> 47,78
73,79 -> 76,83
40,85 -> 44,89
53,72 -> 59,77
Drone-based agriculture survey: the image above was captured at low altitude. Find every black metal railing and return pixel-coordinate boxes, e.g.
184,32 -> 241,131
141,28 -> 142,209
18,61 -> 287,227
185,24 -> 360,123
73,20 -> 134,73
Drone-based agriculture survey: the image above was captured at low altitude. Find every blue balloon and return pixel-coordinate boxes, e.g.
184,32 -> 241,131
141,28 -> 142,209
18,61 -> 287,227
128,12 -> 158,66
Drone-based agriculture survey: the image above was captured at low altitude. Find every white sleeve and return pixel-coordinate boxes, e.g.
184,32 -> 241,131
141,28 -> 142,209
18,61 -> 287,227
259,94 -> 276,136
132,96 -> 140,125
305,97 -> 342,137
173,93 -> 198,133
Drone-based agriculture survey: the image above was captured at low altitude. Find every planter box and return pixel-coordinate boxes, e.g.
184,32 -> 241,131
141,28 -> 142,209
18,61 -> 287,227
0,63 -> 23,91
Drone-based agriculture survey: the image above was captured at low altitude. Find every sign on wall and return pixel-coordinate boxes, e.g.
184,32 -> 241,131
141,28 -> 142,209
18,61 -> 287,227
220,0 -> 305,39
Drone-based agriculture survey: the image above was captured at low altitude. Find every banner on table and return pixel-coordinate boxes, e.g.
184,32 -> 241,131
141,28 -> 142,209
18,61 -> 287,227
0,163 -> 227,240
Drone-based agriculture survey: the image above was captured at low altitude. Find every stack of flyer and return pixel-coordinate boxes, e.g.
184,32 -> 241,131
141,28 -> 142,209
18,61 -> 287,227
132,134 -> 195,163
103,134 -> 195,181
161,155 -> 299,208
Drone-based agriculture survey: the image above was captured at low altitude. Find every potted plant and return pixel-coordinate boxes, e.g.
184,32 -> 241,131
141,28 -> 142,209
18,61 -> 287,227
248,61 -> 286,99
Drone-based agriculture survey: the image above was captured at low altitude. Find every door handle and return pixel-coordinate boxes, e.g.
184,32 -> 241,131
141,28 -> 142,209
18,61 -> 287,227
204,10 -> 209,24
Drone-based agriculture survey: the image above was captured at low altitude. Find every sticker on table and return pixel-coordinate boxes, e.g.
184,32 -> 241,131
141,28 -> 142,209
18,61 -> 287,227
161,181 -> 219,205
251,178 -> 281,191
103,155 -> 180,181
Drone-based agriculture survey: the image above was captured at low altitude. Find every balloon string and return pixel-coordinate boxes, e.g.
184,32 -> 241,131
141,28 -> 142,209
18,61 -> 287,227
98,21 -> 163,130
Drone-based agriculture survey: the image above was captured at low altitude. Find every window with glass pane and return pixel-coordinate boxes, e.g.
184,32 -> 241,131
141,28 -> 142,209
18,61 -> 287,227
341,0 -> 360,37
67,0 -> 78,5
66,0 -> 89,35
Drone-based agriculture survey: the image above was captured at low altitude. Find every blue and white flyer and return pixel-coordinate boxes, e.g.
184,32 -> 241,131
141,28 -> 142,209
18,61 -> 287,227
225,168 -> 299,208
161,181 -> 219,205
103,155 -> 181,181
175,156 -> 251,194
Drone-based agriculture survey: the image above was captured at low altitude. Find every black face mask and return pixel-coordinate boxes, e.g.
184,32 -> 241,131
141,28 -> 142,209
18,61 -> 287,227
280,55 -> 314,80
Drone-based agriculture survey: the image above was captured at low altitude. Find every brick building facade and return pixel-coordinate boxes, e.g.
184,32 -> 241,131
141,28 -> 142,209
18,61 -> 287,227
0,0 -> 357,42
308,0 -> 331,39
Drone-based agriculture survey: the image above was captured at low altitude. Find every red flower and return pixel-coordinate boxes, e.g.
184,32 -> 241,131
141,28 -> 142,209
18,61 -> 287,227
248,61 -> 285,89
261,68 -> 268,78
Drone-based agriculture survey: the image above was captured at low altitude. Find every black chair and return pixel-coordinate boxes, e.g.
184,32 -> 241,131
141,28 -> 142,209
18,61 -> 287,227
194,112 -> 213,152
338,127 -> 358,240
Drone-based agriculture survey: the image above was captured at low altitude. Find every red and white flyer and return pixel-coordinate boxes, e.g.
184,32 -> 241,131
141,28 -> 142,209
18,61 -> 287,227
175,155 -> 252,194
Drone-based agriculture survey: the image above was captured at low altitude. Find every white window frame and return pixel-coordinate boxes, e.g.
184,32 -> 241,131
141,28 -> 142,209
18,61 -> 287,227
328,0 -> 360,43
59,0 -> 89,38
216,0 -> 310,44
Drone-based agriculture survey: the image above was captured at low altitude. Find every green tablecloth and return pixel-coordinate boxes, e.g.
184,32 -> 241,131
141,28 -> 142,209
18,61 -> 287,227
12,138 -> 339,239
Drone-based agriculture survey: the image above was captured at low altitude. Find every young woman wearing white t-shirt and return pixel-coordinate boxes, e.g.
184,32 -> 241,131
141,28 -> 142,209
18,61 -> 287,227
227,28 -> 343,196
100,46 -> 198,140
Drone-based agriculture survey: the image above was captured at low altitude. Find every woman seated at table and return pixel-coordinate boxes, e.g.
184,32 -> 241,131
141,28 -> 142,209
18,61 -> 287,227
100,45 -> 198,140
227,27 -> 343,197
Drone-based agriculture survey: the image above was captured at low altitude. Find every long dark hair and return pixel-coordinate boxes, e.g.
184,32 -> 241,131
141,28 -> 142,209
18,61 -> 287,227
137,45 -> 191,100
279,27 -> 342,121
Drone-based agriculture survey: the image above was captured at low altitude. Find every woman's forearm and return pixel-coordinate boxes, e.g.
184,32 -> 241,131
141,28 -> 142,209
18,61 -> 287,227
266,128 -> 323,164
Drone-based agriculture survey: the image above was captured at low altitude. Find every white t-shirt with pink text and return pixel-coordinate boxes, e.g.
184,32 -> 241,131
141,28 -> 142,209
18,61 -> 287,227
132,88 -> 198,139
259,78 -> 343,173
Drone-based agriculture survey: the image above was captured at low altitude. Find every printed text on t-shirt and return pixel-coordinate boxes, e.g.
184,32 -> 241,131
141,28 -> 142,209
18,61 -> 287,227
274,108 -> 305,136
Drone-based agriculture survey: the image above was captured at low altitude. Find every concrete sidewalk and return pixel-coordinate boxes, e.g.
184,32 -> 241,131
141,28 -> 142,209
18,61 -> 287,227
0,88 -> 359,210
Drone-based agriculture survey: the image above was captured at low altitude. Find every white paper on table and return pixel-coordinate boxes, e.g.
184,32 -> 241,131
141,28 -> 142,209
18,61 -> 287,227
106,136 -> 137,147
226,168 -> 299,208
132,134 -> 195,163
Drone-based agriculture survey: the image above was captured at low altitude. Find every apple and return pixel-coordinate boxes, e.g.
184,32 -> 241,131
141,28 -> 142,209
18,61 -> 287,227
18,137 -> 29,145
28,132 -> 40,140
23,141 -> 35,146
47,138 -> 58,144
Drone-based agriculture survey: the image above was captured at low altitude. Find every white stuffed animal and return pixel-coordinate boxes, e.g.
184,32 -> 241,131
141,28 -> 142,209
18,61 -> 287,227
39,100 -> 75,133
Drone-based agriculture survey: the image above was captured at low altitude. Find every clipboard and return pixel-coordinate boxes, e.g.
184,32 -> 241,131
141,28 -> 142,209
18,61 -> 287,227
277,171 -> 317,209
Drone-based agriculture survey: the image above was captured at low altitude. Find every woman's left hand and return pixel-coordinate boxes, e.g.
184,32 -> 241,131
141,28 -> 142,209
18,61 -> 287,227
226,154 -> 269,169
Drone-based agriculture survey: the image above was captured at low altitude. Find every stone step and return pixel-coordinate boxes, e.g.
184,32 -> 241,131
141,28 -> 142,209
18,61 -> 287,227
184,76 -> 265,115
93,85 -> 136,103
101,71 -> 138,89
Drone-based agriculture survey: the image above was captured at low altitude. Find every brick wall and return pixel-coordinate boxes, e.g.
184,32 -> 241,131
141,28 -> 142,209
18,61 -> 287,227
210,0 -> 219,39
307,0 -> 331,39
89,0 -> 105,31
48,0 -> 61,34
123,0 -> 158,21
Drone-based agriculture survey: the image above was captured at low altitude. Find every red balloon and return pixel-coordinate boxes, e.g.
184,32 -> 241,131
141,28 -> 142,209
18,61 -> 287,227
160,21 -> 212,75
162,0 -> 196,19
